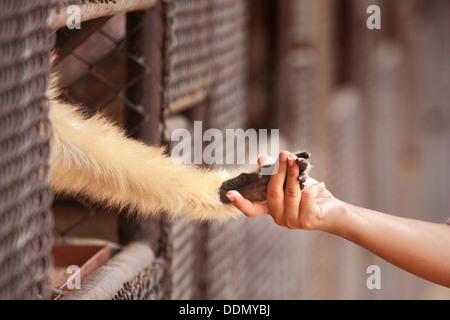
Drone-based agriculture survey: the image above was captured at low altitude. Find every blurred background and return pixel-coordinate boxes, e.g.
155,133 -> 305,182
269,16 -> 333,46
242,0 -> 450,299
1,0 -> 450,299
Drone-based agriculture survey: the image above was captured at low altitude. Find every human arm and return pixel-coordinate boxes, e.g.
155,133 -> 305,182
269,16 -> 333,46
227,152 -> 450,287
338,203 -> 450,288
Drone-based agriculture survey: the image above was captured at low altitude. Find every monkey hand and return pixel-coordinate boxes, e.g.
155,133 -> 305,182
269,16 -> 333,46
219,151 -> 311,204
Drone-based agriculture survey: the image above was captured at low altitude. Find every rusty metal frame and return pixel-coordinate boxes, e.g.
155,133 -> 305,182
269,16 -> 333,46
59,242 -> 157,299
53,2 -> 170,299
49,0 -> 158,30
119,3 -> 167,258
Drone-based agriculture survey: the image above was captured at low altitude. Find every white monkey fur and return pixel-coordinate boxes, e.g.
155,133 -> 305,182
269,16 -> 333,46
47,85 -> 242,221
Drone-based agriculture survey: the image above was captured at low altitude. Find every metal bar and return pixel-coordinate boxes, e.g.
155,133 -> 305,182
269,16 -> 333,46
118,5 -> 165,253
53,16 -> 111,65
59,242 -> 155,300
49,0 -> 158,30
163,90 -> 208,117
125,9 -> 163,145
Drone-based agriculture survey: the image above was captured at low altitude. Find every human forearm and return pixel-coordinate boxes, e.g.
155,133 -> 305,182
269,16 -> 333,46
335,203 -> 450,287
230,152 -> 450,287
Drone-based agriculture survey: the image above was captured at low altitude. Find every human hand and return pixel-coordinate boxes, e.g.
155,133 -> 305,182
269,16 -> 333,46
226,151 -> 348,233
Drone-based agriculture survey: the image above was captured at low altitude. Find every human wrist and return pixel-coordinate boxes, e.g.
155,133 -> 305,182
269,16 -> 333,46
322,199 -> 353,236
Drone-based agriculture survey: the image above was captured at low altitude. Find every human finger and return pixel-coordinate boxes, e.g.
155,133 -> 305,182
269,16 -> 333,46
266,151 -> 289,223
284,154 -> 301,227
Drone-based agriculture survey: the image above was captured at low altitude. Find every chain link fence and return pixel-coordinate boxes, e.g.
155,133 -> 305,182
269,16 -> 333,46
0,0 -> 55,299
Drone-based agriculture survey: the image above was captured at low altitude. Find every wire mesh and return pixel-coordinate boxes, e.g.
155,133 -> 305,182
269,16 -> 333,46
0,0 -> 55,299
51,7 -> 172,298
200,0 -> 252,299
51,14 -> 124,242
199,0 -> 322,300
113,257 -> 167,300
162,0 -> 250,300
51,13 -> 155,241
163,0 -> 212,112
168,215 -> 204,299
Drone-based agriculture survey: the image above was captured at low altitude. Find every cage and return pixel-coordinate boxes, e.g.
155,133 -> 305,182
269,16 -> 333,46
1,0 -> 449,300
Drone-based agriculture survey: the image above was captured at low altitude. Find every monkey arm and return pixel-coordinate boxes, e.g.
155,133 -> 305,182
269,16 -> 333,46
48,96 -> 311,221
48,100 -> 241,221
